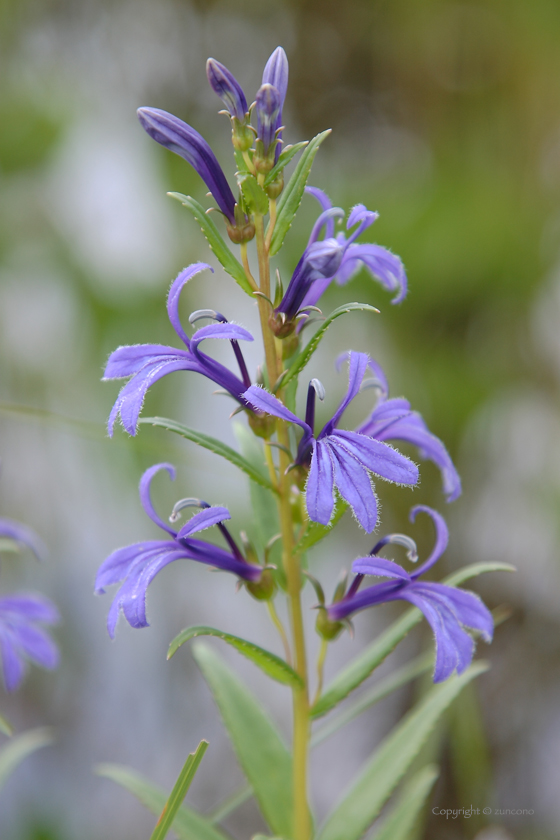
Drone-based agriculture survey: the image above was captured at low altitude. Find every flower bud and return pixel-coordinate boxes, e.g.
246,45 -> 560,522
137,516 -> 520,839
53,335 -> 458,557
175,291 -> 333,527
206,58 -> 248,121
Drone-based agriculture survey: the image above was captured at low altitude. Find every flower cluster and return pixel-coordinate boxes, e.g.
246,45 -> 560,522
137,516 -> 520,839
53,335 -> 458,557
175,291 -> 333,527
99,44 -> 493,694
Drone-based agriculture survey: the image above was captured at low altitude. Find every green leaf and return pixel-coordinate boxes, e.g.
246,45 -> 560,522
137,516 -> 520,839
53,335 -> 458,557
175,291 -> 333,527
444,561 -> 516,587
264,142 -> 308,186
295,500 -> 348,554
168,193 -> 254,296
371,764 -> 439,840
0,727 -> 53,790
311,653 -> 433,748
95,764 -> 231,840
312,561 -> 513,719
311,609 -> 422,719
268,130 -> 331,255
276,303 -> 379,391
168,626 -> 302,689
0,711 -> 13,737
150,740 -> 208,840
193,642 -> 293,838
317,663 -> 488,840
139,417 -> 277,493
238,173 -> 269,215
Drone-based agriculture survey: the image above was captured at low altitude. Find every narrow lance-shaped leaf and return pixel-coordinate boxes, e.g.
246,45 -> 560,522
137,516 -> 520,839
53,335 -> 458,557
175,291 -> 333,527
150,740 -> 208,840
193,642 -> 293,838
264,141 -> 308,186
371,764 -> 439,840
312,562 -> 514,718
275,303 -> 379,391
95,764 -> 231,840
139,417 -> 277,493
0,728 -> 53,791
168,626 -> 302,688
238,173 -> 269,215
268,129 -> 331,255
316,663 -> 488,840
311,653 -> 433,748
169,193 -> 254,296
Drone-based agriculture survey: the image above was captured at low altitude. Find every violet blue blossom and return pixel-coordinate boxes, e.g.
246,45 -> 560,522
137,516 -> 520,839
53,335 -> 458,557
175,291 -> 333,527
0,519 -> 58,692
137,107 -> 237,224
353,355 -> 462,502
243,353 -> 418,532
104,263 -> 255,436
206,58 -> 248,121
328,506 -> 493,682
95,464 -> 262,638
276,187 -> 407,325
262,47 -> 288,162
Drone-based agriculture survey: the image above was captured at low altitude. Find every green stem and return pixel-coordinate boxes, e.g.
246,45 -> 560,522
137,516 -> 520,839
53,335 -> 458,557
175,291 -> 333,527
254,216 -> 311,840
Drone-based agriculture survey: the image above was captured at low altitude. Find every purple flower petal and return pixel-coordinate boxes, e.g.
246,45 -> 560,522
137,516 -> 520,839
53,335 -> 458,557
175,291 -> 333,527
137,109 -> 236,223
331,431 -> 419,485
262,47 -> 288,161
329,443 -> 378,532
243,386 -> 310,433
409,506 -> 449,577
322,352 -> 369,434
305,440 -> 335,525
206,58 -> 247,121
351,557 -> 412,580
167,263 -> 214,345
176,506 -> 231,539
139,464 -> 177,535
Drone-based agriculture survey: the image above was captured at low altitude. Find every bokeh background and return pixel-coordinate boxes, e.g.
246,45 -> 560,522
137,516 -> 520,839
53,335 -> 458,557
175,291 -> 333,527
1,0 -> 559,838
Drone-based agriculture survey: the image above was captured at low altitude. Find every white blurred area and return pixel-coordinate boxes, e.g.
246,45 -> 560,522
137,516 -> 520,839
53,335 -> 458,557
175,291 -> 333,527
0,1 -> 558,839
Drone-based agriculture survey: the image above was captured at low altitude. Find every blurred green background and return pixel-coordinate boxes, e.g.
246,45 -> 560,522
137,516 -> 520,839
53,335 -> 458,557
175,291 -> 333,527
1,0 -> 559,838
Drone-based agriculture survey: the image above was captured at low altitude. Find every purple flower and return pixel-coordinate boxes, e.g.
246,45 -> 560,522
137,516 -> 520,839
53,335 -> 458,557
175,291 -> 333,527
104,263 -> 255,436
137,107 -> 237,224
0,594 -> 59,692
243,353 -> 418,532
328,506 -> 493,682
206,58 -> 248,121
262,47 -> 288,162
0,518 -> 58,692
256,83 -> 282,156
276,187 -> 407,325
95,464 -> 262,638
354,356 -> 462,502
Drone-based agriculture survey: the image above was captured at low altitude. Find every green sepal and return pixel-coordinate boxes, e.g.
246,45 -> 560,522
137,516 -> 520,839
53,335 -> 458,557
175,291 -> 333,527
168,626 -> 303,689
168,193 -> 254,296
311,561 -> 513,719
0,727 -> 53,791
150,740 -> 208,840
264,142 -> 308,186
316,663 -> 488,840
237,173 -> 269,215
95,763 -> 231,840
275,303 -> 379,391
139,417 -> 277,493
295,499 -> 348,554
268,129 -> 331,256
371,764 -> 439,840
193,642 -> 294,838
